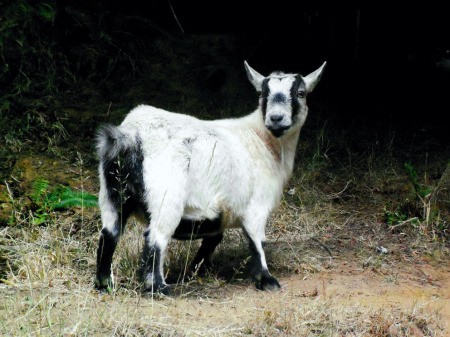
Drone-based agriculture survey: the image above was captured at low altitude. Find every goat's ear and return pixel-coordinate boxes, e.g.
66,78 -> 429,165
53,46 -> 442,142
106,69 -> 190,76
244,61 -> 265,92
303,61 -> 327,93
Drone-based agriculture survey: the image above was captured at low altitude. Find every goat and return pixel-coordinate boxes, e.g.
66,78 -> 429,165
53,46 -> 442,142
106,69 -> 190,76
95,60 -> 326,294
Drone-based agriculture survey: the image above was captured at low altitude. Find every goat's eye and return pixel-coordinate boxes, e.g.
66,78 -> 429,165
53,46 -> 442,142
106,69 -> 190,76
298,90 -> 305,98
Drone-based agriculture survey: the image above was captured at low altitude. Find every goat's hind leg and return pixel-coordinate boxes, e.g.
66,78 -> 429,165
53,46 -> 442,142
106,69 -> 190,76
95,191 -> 132,291
190,233 -> 224,274
96,229 -> 117,290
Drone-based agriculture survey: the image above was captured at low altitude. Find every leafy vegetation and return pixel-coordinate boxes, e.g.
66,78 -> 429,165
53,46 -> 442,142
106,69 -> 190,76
404,162 -> 433,200
384,162 -> 449,239
8,177 -> 98,226
30,178 -> 98,225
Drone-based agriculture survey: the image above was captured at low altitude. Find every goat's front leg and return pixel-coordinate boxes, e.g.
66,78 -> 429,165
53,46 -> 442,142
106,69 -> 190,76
140,227 -> 171,295
242,211 -> 281,291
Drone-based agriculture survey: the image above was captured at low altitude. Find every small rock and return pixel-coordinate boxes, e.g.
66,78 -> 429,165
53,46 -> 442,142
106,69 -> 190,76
376,246 -> 388,254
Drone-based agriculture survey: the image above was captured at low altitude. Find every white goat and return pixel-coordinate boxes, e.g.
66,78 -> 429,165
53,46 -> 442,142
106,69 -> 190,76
95,61 -> 326,294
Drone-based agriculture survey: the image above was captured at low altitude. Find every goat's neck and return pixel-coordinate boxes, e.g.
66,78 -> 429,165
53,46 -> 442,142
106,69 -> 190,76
250,110 -> 301,173
280,128 -> 301,170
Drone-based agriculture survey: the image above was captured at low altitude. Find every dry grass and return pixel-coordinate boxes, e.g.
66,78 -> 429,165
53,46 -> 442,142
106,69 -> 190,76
0,233 -> 446,337
1,125 -> 449,336
1,206 -> 447,335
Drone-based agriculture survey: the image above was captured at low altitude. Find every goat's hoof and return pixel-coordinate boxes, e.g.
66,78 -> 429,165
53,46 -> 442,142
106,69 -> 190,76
257,275 -> 281,292
144,283 -> 171,296
95,275 -> 114,293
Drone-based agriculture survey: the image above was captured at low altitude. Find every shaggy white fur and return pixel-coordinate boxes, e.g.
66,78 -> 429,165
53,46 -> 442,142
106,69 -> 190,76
95,61 -> 326,293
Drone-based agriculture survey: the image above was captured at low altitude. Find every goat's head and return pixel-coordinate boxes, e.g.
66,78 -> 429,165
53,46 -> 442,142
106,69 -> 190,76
245,61 -> 326,138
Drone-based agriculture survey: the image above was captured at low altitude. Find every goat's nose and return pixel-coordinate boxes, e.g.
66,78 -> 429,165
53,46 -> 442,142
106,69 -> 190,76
270,114 -> 284,123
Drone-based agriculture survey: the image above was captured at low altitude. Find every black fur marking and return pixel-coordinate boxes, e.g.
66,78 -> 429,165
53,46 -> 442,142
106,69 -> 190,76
244,230 -> 281,291
140,229 -> 169,294
260,78 -> 270,120
190,233 -> 224,273
258,273 -> 281,291
96,126 -> 149,290
290,76 -> 306,123
172,213 -> 223,240
100,131 -> 145,220
272,92 -> 287,104
96,124 -> 123,161
95,228 -> 119,289
245,231 -> 264,276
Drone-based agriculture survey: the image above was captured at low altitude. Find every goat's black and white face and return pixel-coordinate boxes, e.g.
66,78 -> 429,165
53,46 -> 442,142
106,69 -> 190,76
245,61 -> 326,138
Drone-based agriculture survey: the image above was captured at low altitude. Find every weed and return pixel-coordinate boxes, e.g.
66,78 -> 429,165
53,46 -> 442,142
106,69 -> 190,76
384,208 -> 420,230
29,178 -> 51,225
10,178 -> 98,226
404,162 -> 433,200
384,162 -> 449,238
385,209 -> 409,226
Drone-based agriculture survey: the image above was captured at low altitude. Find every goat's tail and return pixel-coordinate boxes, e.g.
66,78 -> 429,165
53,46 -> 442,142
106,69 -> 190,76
96,124 -> 133,163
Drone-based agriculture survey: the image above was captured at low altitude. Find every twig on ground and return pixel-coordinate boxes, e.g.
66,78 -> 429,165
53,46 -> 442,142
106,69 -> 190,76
311,237 -> 333,257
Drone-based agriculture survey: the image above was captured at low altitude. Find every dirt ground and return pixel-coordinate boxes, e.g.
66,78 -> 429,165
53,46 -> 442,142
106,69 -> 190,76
285,256 -> 450,335
153,250 -> 450,336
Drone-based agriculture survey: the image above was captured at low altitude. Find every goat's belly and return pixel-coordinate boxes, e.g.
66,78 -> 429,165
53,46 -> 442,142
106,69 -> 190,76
172,214 -> 223,240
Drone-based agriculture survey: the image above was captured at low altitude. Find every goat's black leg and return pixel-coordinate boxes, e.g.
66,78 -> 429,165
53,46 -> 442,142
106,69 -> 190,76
95,199 -> 132,291
190,233 -> 224,273
244,230 -> 281,291
95,212 -> 130,290
96,227 -> 118,290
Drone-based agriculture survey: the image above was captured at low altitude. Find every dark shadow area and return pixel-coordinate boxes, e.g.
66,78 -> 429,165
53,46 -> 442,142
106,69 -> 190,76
1,1 -> 449,204
2,2 -> 448,134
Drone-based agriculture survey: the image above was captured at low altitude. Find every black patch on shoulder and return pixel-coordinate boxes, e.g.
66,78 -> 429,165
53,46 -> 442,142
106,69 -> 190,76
172,213 -> 223,240
290,76 -> 306,122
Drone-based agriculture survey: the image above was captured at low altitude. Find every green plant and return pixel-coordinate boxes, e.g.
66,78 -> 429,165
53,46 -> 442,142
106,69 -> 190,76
404,163 -> 432,200
404,162 -> 434,230
29,178 -> 98,225
385,209 -> 408,226
30,178 -> 51,225
49,186 -> 99,210
385,162 -> 448,238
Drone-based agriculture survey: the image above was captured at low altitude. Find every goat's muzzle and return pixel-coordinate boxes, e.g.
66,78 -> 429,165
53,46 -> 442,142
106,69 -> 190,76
266,124 -> 290,138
